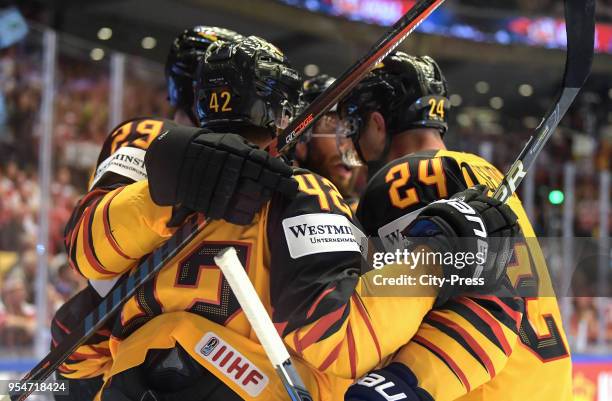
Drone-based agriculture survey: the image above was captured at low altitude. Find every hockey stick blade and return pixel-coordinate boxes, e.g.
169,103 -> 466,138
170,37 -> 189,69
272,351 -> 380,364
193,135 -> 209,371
267,0 -> 445,156
215,247 -> 312,401
493,0 -> 595,203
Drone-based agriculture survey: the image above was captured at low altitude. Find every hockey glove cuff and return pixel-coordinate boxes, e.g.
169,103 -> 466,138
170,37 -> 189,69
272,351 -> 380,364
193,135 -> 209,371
345,363 -> 431,401
402,185 -> 519,305
146,129 -> 298,225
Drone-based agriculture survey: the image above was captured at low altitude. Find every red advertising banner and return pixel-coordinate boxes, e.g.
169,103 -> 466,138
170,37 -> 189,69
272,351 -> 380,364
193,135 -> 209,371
573,359 -> 612,401
509,17 -> 612,54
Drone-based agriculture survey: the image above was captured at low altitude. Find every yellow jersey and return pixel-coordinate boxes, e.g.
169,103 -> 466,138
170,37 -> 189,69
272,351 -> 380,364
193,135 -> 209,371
60,118 -> 462,399
356,149 -> 572,401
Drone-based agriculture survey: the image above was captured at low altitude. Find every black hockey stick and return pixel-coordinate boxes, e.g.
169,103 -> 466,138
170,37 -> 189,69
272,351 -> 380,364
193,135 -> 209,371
6,1 -> 445,400
268,0 -> 446,156
4,215 -> 203,401
493,0 -> 595,203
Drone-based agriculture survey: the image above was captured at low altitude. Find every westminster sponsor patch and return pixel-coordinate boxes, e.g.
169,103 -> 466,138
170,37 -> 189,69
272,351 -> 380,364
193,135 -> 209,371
89,146 -> 147,189
282,213 -> 362,258
195,332 -> 269,397
377,207 -> 424,251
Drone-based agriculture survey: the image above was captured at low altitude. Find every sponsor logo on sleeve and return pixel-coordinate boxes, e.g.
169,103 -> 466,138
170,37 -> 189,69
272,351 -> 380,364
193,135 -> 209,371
201,336 -> 220,356
349,221 -> 368,259
89,146 -> 147,189
195,332 -> 269,397
282,213 -> 362,258
377,207 -> 425,251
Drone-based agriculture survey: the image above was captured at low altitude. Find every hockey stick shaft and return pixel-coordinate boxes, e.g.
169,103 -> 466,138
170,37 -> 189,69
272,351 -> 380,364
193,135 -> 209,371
267,0 -> 445,156
493,0 -> 594,203
6,216 -> 203,401
215,248 -> 312,401
212,4 -> 446,396
11,2 -> 447,399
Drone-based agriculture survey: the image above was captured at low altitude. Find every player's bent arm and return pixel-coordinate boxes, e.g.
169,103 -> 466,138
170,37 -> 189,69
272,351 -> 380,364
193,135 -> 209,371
266,172 -> 437,379
388,157 -> 526,400
53,117 -> 177,398
284,282 -> 436,380
64,117 -> 179,277
66,180 -> 174,280
350,152 -> 524,401
280,184 -> 521,382
346,291 -> 524,401
387,292 -> 523,401
65,118 -> 236,280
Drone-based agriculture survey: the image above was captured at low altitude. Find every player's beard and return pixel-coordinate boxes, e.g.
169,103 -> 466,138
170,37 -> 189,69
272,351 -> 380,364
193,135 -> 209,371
305,150 -> 353,197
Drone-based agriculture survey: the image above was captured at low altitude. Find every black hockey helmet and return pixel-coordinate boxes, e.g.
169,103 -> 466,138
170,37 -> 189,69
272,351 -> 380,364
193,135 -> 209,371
195,36 -> 302,136
302,74 -> 335,105
165,26 -> 243,124
338,52 -> 449,150
298,74 -> 336,143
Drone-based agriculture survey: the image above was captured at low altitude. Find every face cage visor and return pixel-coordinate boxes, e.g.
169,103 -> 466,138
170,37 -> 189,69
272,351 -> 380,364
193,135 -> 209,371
335,105 -> 368,166
305,112 -> 362,167
254,63 -> 302,134
273,98 -> 298,131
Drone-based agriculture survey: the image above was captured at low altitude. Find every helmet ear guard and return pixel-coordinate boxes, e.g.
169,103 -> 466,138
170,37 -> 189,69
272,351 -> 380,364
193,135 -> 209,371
401,94 -> 450,134
382,55 -> 450,135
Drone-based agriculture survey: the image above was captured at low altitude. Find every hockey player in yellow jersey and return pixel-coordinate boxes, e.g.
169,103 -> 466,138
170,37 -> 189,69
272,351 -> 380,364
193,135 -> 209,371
51,26 -> 249,400
56,27 -> 395,401
295,75 -> 361,207
336,52 -> 572,401
62,34 -> 520,401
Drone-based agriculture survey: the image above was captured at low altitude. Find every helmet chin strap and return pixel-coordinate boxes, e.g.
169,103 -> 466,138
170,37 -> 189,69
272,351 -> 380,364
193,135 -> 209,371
367,133 -> 392,179
353,130 -> 392,179
185,107 -> 199,126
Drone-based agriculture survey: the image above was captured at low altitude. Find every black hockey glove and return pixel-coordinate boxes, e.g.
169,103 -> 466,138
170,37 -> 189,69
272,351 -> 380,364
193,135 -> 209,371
345,363 -> 426,401
145,127 -> 298,225
402,185 -> 519,306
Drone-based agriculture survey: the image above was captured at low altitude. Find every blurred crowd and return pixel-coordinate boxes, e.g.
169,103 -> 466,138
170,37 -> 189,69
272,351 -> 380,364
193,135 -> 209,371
0,26 -> 610,355
453,114 -> 611,238
0,159 -> 83,353
0,30 -> 168,354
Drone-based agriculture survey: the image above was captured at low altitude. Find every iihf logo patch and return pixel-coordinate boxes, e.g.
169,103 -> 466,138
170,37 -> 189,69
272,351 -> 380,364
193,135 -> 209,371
195,332 -> 269,397
201,336 -> 220,356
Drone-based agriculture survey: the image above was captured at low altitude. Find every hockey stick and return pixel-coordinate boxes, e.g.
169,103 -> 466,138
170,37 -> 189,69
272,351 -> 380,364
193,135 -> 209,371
268,0 -> 445,156
214,2 -> 594,400
6,2 -> 445,400
215,248 -> 311,401
493,0 -> 595,203
2,215 -> 203,401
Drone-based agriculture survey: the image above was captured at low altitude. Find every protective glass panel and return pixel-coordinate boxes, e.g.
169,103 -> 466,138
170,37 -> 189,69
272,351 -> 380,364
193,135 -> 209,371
0,24 -> 43,363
